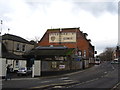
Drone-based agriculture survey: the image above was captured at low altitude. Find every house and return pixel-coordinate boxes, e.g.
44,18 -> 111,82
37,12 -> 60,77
38,27 -> 95,63
2,34 -> 35,72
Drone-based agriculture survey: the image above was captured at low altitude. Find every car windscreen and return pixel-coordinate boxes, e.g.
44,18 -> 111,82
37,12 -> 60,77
19,68 -> 26,70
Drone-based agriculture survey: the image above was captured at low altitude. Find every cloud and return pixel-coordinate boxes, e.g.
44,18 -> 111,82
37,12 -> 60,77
73,2 -> 117,17
0,0 -> 118,55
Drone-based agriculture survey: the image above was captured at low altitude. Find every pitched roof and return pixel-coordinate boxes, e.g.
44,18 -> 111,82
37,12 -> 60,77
35,45 -> 67,50
47,27 -> 80,31
47,27 -> 80,33
2,34 -> 33,44
26,46 -> 75,56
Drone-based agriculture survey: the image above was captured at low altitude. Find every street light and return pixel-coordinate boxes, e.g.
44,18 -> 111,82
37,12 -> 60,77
0,20 -> 2,58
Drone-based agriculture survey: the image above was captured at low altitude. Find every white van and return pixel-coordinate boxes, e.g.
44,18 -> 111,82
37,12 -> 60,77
95,58 -> 101,65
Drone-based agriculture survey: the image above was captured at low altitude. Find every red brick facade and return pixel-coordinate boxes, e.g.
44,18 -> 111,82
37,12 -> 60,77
38,28 -> 94,59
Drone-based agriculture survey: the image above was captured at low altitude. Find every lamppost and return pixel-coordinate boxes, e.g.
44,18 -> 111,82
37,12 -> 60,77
0,20 -> 2,58
0,20 -> 2,87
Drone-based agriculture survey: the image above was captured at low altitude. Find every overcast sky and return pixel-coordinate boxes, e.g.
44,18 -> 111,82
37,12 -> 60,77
0,0 -> 118,55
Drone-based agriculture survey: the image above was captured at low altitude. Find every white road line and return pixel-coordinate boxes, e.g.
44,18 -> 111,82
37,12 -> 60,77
112,82 -> 120,89
60,77 -> 69,80
41,80 -> 50,83
104,72 -> 107,74
53,86 -> 64,88
112,65 -> 115,70
66,78 -> 99,88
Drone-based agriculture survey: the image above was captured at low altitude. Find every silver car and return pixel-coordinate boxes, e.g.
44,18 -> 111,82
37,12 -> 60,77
111,59 -> 119,64
17,67 -> 31,76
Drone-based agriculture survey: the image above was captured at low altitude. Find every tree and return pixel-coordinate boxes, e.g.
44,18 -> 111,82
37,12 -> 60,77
34,36 -> 41,43
29,36 -> 41,47
99,47 -> 114,61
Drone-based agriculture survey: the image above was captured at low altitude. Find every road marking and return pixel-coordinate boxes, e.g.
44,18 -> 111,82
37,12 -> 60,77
53,86 -> 64,88
60,77 -> 74,82
66,78 -> 99,88
60,77 -> 69,80
111,82 -> 120,89
30,81 -> 78,89
41,80 -> 50,83
112,65 -> 115,70
104,72 -> 107,74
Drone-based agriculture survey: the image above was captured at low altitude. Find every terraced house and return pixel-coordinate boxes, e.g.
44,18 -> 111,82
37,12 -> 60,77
1,34 -> 35,75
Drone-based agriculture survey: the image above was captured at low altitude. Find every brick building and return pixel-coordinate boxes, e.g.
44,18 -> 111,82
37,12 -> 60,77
38,27 -> 95,59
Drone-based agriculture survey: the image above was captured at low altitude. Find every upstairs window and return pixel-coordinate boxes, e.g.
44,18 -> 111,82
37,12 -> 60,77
16,43 -> 20,51
22,45 -> 26,51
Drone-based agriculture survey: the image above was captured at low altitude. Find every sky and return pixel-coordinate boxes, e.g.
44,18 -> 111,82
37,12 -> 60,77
0,0 -> 118,55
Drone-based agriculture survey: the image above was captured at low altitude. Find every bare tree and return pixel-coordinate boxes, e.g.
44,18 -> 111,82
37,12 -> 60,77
99,47 -> 114,61
33,36 -> 41,43
30,36 -> 41,47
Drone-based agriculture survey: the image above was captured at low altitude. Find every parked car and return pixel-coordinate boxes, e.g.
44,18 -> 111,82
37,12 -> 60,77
111,58 -> 119,64
17,67 -> 32,76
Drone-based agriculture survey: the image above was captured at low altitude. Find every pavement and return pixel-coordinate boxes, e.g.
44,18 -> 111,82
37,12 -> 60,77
1,68 -> 87,81
1,70 -> 83,82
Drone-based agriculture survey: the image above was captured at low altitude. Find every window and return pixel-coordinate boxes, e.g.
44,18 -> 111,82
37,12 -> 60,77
84,50 -> 86,57
16,60 -> 19,67
78,51 -> 82,56
22,45 -> 26,51
52,62 -> 57,68
16,43 -> 20,51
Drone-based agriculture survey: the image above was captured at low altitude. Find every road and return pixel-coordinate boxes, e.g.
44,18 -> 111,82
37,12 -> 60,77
2,61 -> 119,90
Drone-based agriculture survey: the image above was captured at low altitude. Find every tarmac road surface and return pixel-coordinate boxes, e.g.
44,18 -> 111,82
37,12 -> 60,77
2,61 -> 119,90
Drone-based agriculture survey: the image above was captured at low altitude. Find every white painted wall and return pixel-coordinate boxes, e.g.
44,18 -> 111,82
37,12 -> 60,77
0,58 -> 6,77
6,59 -> 27,71
34,60 -> 41,77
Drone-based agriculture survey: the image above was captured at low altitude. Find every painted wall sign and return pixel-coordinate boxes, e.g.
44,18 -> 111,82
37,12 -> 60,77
49,32 -> 76,43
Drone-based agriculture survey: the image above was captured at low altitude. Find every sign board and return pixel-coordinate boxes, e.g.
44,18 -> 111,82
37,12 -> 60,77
49,32 -> 76,43
59,65 -> 65,69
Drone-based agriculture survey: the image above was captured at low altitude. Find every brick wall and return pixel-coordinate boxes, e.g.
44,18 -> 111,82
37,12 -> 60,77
38,28 -> 94,58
